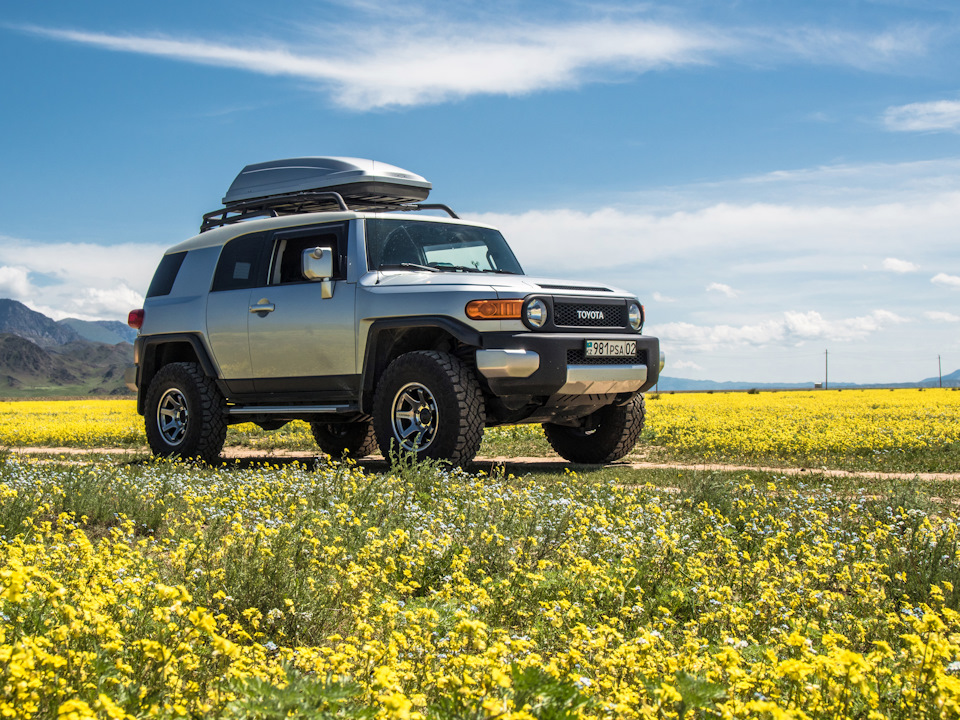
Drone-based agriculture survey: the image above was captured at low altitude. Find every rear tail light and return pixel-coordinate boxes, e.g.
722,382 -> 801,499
128,309 -> 144,330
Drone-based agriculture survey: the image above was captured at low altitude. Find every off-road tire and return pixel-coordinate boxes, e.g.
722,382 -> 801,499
310,420 -> 378,457
144,362 -> 227,464
543,394 -> 646,464
372,350 -> 485,467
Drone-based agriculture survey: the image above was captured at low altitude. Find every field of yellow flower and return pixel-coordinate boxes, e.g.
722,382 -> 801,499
3,389 -> 960,472
647,387 -> 960,471
3,454 -> 960,718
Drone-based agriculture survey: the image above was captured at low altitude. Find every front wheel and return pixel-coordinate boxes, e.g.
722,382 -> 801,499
144,362 -> 226,464
372,350 -> 484,467
543,394 -> 646,464
310,420 -> 378,457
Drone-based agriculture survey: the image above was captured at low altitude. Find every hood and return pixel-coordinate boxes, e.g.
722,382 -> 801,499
359,271 -> 634,298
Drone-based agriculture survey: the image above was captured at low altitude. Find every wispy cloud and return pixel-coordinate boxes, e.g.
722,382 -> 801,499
15,16 -> 934,110
706,282 -> 739,298
925,310 -> 960,322
882,257 -> 919,273
655,310 -> 906,351
932,272 -> 960,288
19,21 -> 728,110
759,25 -> 933,71
884,99 -> 960,132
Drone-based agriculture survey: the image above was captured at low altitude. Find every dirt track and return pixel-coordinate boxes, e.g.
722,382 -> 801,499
8,446 -> 960,481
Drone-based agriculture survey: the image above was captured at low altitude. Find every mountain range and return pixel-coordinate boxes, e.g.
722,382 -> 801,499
654,371 -> 960,392
0,297 -> 955,397
0,299 -> 135,396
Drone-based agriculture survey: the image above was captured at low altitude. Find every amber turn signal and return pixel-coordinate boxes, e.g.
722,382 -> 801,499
465,299 -> 523,320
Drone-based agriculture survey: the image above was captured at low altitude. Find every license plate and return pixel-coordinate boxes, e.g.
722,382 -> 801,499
584,339 -> 637,357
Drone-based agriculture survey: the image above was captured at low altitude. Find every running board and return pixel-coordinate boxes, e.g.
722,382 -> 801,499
227,405 -> 354,416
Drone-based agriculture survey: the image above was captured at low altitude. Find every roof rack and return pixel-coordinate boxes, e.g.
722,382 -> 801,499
200,191 -> 459,232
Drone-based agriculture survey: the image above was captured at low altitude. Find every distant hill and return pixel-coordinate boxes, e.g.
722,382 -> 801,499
656,371 -> 960,392
0,333 -> 133,396
0,299 -> 82,347
0,299 -> 137,346
0,299 -> 135,396
59,318 -> 137,345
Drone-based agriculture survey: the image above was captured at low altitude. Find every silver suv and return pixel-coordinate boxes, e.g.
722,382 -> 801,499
127,157 -> 662,466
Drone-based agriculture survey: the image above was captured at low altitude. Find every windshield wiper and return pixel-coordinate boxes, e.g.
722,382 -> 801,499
379,262 -> 441,273
437,265 -> 485,273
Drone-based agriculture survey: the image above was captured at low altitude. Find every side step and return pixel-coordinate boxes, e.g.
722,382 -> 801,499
227,405 -> 355,416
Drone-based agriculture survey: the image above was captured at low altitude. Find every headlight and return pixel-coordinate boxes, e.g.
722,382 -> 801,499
525,299 -> 547,328
628,302 -> 643,331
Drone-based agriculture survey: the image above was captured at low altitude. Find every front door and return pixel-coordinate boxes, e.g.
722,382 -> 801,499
247,224 -> 358,395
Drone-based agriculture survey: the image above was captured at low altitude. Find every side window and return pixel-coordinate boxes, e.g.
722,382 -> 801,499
146,252 -> 186,298
270,229 -> 344,285
211,234 -> 269,292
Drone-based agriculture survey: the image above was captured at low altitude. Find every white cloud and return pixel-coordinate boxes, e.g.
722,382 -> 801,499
0,237 -> 166,320
884,99 -> 960,132
21,21 -> 728,110
932,272 -> 960,288
706,282 -> 739,297
0,266 -> 35,300
17,18 -> 933,110
472,188 -> 960,275
652,309 -> 906,351
925,310 -> 960,322
882,257 -> 919,273
652,291 -> 675,303
670,359 -> 703,370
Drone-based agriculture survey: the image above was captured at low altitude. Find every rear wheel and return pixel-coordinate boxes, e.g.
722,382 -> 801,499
543,394 -> 645,464
144,362 -> 226,464
373,350 -> 484,467
310,420 -> 378,457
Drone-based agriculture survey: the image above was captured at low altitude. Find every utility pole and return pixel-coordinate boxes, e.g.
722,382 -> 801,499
940,355 -> 943,388
825,349 -> 829,390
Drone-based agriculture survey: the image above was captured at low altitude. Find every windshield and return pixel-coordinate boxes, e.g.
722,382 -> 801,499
365,219 -> 524,274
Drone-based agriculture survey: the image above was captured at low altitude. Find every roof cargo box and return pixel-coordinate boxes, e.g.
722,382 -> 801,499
223,157 -> 432,206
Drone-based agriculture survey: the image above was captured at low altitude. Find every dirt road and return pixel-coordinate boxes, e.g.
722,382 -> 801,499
7,445 -> 959,481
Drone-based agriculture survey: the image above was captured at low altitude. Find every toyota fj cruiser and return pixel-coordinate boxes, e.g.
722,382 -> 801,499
127,157 -> 663,466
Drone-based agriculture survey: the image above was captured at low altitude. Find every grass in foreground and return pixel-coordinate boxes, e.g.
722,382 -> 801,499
3,453 -> 960,718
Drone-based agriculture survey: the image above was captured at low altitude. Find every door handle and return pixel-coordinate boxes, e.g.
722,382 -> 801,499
249,300 -> 275,314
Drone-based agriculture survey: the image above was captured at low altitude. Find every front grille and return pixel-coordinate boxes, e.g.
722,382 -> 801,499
554,302 -> 625,328
567,349 -> 647,366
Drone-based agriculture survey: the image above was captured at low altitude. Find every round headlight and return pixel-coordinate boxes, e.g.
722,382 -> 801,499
628,302 -> 642,331
526,299 -> 547,328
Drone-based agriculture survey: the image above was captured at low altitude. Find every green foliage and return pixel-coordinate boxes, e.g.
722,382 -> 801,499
225,669 -> 375,720
428,665 -> 593,720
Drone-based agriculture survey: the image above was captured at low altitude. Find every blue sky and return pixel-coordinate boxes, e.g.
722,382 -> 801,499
2,0 -> 959,384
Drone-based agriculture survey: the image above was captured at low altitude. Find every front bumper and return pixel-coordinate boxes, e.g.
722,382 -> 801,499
475,332 -> 660,396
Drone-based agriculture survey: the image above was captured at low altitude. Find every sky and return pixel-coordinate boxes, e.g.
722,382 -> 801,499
1,0 -> 959,385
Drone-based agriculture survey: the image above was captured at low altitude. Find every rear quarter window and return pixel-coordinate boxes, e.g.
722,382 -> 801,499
146,252 -> 187,298
211,234 -> 269,292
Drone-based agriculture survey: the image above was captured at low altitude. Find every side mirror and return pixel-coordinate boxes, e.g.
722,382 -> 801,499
302,246 -> 335,299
